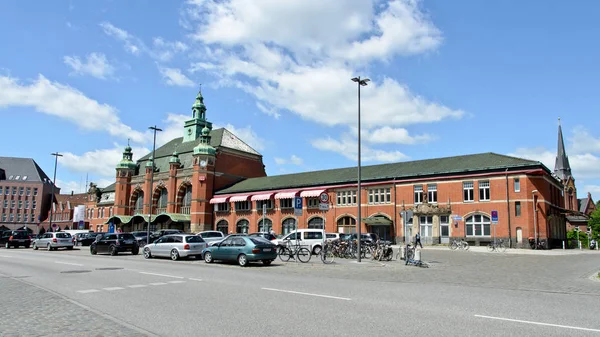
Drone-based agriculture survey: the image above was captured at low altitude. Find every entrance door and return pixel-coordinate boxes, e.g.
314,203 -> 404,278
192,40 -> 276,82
419,216 -> 433,245
440,215 -> 450,244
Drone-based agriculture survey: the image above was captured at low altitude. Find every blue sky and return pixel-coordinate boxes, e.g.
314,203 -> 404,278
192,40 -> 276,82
1,0 -> 600,197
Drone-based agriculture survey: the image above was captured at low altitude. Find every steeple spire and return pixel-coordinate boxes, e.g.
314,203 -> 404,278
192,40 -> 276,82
192,84 -> 207,120
183,85 -> 213,143
554,116 -> 572,181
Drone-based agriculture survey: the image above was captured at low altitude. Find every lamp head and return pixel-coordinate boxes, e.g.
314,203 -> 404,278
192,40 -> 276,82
351,77 -> 360,83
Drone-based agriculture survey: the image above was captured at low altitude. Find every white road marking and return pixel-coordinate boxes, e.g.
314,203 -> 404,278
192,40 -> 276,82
77,289 -> 100,294
149,282 -> 168,286
167,280 -> 185,284
261,288 -> 351,301
139,272 -> 184,279
188,278 -> 203,282
474,315 -> 600,333
0,255 -> 13,258
128,284 -> 148,288
103,287 -> 125,291
55,261 -> 84,266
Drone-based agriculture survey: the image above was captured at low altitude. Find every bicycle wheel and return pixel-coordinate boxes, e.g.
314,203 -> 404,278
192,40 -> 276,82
297,247 -> 311,263
487,244 -> 494,252
278,247 -> 291,262
499,243 -> 507,253
321,248 -> 335,264
462,242 -> 469,251
363,247 -> 373,259
450,242 -> 458,250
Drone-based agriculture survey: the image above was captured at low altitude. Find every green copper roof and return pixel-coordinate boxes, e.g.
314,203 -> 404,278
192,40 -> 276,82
169,151 -> 181,164
215,153 -> 546,195
155,213 -> 191,222
104,215 -> 133,225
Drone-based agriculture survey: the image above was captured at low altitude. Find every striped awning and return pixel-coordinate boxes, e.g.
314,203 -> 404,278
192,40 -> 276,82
209,196 -> 230,204
230,195 -> 250,202
251,193 -> 274,201
300,189 -> 326,198
274,191 -> 299,199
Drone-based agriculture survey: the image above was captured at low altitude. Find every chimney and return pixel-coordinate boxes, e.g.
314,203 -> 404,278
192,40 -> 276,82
71,191 -> 74,196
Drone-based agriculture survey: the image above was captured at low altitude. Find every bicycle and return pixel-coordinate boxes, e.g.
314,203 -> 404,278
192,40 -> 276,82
449,239 -> 469,251
487,239 -> 507,252
278,238 -> 311,263
403,243 -> 428,268
320,240 -> 335,264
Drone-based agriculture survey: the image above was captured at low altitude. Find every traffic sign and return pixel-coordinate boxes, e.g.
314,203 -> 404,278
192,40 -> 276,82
294,196 -> 303,216
451,215 -> 463,221
319,203 -> 329,211
491,210 -> 498,224
319,192 -> 329,203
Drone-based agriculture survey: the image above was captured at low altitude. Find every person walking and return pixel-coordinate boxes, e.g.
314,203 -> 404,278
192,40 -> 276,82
415,232 -> 423,248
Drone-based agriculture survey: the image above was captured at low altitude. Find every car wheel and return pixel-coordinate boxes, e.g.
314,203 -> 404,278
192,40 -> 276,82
91,246 -> 97,255
109,245 -> 118,256
170,249 -> 179,261
312,245 -> 322,256
238,254 -> 248,267
67,246 -> 73,250
25,244 -> 30,249
132,248 -> 139,255
204,252 -> 213,263
262,260 -> 272,266
143,247 -> 151,259
33,243 -> 38,250
5,242 -> 9,249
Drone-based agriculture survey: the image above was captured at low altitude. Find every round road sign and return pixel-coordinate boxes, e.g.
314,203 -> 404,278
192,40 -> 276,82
319,192 -> 329,203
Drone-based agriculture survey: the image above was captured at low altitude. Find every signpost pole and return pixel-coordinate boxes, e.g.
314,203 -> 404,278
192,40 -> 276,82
262,205 -> 266,232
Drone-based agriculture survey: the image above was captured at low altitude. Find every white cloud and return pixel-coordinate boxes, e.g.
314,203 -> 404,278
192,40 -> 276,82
0,74 -> 146,143
569,126 -> 600,154
158,67 -> 195,87
156,113 -> 190,145
60,144 -> 149,178
153,37 -> 189,62
311,135 -> 408,162
256,102 -> 281,119
63,52 -> 115,79
55,178 -> 87,194
582,185 -> 600,196
274,155 -> 303,166
100,22 -> 141,55
508,147 -> 600,181
507,147 -> 555,171
215,123 -> 265,151
360,126 -> 433,144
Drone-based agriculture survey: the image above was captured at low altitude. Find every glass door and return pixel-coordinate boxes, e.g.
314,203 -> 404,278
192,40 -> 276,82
440,215 -> 450,244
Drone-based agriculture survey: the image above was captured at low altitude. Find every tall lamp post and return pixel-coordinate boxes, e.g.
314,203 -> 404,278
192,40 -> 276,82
147,126 -> 162,247
532,189 -> 538,249
351,76 -> 369,262
49,152 -> 63,232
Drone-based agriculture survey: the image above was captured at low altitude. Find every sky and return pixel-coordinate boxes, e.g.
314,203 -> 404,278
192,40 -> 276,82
1,0 -> 600,197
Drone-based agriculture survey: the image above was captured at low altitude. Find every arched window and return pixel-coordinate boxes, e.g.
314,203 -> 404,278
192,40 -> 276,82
216,220 -> 228,234
236,219 -> 249,234
183,185 -> 192,207
134,191 -> 144,214
258,218 -> 272,232
308,217 -> 324,229
465,214 -> 491,237
337,216 -> 356,233
157,189 -> 168,211
282,218 -> 296,235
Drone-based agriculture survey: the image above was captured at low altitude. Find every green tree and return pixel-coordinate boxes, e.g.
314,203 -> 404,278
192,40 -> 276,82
567,229 -> 589,248
588,208 -> 600,241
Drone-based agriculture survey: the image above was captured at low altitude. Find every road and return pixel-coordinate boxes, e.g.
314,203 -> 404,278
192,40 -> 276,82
0,246 -> 599,337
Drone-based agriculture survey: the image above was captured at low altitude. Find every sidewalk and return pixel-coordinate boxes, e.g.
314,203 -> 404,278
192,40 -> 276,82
390,244 -> 599,255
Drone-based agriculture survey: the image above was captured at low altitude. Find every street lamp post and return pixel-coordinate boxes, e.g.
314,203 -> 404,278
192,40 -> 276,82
147,126 -> 162,247
49,152 -> 63,233
351,76 -> 369,263
532,189 -> 538,249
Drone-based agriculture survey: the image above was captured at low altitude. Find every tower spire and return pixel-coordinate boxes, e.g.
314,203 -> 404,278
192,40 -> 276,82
554,116 -> 572,181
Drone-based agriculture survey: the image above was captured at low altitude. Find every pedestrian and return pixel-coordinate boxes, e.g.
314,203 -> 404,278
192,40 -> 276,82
415,232 -> 423,248
270,229 -> 276,236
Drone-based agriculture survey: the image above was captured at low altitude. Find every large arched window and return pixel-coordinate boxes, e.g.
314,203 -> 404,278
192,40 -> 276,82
216,220 -> 228,234
282,218 -> 296,235
337,216 -> 356,233
236,219 -> 249,234
134,191 -> 144,214
465,214 -> 491,237
308,217 -> 324,229
180,185 -> 192,214
258,218 -> 272,232
157,189 -> 168,213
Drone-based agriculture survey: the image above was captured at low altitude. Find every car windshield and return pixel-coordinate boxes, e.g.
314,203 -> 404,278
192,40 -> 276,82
118,234 -> 135,240
185,236 -> 204,243
250,237 -> 272,245
201,232 -> 223,238
56,233 -> 71,238
132,232 -> 148,237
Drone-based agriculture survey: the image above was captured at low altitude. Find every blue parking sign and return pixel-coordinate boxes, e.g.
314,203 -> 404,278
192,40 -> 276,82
294,197 -> 302,209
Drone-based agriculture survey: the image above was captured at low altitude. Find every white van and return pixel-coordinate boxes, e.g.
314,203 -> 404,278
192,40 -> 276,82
275,229 -> 325,255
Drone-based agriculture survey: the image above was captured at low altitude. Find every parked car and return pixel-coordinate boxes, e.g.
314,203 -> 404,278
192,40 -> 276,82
248,232 -> 277,242
197,230 -> 225,245
202,236 -> 277,266
1,230 -> 32,249
207,233 -> 247,246
348,233 -> 380,244
132,231 -> 158,247
153,229 -> 183,238
325,233 -> 341,241
76,232 -> 105,246
33,232 -> 74,251
143,234 -> 207,261
90,233 -> 139,256
273,229 -> 325,255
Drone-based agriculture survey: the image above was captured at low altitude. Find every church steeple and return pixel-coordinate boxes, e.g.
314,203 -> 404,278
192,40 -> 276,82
554,117 -> 572,182
183,85 -> 213,143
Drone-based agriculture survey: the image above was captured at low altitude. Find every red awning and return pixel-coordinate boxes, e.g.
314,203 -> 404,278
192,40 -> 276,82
300,189 -> 326,198
274,191 -> 300,199
251,193 -> 274,201
209,197 -> 229,204
230,195 -> 250,202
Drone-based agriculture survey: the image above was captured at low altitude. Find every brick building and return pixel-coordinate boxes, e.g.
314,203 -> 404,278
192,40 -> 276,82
85,90 -> 589,248
39,192 -> 89,232
0,157 -> 57,232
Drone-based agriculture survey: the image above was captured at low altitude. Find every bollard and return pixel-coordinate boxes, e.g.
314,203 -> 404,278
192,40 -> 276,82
399,246 -> 405,260
414,249 -> 421,261
562,241 -> 565,250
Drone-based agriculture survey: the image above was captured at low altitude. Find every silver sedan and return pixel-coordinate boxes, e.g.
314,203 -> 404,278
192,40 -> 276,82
143,234 -> 207,261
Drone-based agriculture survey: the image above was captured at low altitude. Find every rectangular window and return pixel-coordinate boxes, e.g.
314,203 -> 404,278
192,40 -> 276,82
336,191 -> 357,206
479,181 -> 490,201
307,198 -> 319,208
256,199 -> 274,211
4,187 -> 9,195
280,198 -> 292,209
18,200 -> 22,209
33,188 -> 38,196
109,207 -> 113,217
16,213 -> 21,222
12,187 -> 17,195
515,201 -> 521,217
25,200 -> 29,209
26,187 -> 31,196
19,187 -> 24,196
414,185 -> 423,204
31,214 -> 35,222
234,201 -> 251,211
427,184 -> 437,203
32,201 -> 37,209
11,200 -> 15,209
463,181 -> 474,202
367,188 -> 390,205
9,214 -> 14,221
216,203 -> 230,212
0,187 -> 2,195
1,214 -> 6,222
3,200 -> 7,208
514,178 -> 520,192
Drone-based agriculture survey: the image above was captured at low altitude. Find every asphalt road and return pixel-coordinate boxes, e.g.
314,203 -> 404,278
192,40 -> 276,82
0,247 -> 599,337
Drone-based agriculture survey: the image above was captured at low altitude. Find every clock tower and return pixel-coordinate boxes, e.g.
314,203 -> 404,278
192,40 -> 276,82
191,125 -> 217,232
183,87 -> 213,143
114,144 -> 136,216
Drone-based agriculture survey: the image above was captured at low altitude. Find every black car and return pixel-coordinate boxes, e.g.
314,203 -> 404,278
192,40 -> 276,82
132,231 -> 159,246
77,232 -> 103,246
1,230 -> 32,248
90,233 -> 139,256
